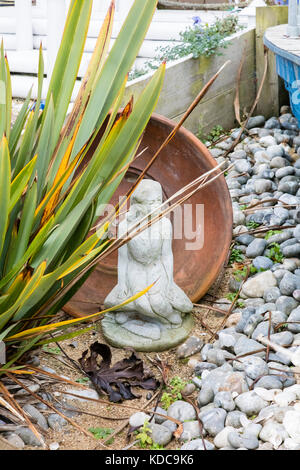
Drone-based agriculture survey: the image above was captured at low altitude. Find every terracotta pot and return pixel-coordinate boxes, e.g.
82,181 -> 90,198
66,113 -> 232,317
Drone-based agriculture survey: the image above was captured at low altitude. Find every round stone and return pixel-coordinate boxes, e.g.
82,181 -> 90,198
167,400 -> 196,422
241,356 -> 269,380
246,239 -> 267,258
287,306 -> 300,333
234,335 -> 264,357
153,407 -> 167,424
15,428 -> 43,448
254,179 -> 273,194
293,290 -> 300,302
241,271 -> 277,298
180,439 -> 215,450
176,336 -> 204,359
149,423 -> 172,446
214,426 -> 236,449
247,116 -> 266,129
47,414 -> 67,431
269,331 -> 294,346
178,421 -> 202,443
197,386 -> 215,407
270,157 -> 287,169
235,391 -> 268,416
225,410 -> 247,428
4,433 -> 25,449
259,135 -> 276,147
254,375 -> 283,390
199,408 -> 227,437
276,296 -> 298,315
266,145 -> 284,158
280,273 -> 300,296
263,287 -> 281,303
259,421 -> 288,447
283,411 -> 300,444
129,412 -> 151,428
253,256 -> 274,271
214,391 -> 235,411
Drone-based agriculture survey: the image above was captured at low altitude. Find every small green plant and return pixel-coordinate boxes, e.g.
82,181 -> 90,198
207,125 -> 226,143
150,443 -> 166,450
197,124 -> 227,144
161,376 -> 188,410
233,264 -> 258,282
76,377 -> 90,384
265,230 -> 283,240
267,243 -> 284,263
41,345 -> 61,355
226,292 -> 236,302
246,221 -> 261,230
226,292 -> 244,308
151,16 -> 242,63
277,323 -> 288,332
179,357 -> 189,364
89,427 -> 114,445
128,67 -> 149,81
229,248 -> 244,265
129,16 -> 242,81
136,420 -> 153,448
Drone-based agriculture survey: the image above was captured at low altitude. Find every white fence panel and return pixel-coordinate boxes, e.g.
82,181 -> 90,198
47,0 -> 66,77
15,0 -> 33,50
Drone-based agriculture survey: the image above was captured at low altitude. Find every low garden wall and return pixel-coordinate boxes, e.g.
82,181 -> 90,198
124,5 -> 289,136
124,27 -> 256,136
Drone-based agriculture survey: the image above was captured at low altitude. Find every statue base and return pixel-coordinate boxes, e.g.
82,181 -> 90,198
101,312 -> 194,352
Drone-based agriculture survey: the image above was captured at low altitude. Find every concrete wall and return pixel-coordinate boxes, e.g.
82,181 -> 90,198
124,27 -> 256,135
256,6 -> 289,118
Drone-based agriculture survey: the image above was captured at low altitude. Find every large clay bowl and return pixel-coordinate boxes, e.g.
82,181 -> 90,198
66,113 -> 232,317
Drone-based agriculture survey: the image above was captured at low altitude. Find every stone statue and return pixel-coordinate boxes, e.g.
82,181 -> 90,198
102,180 -> 194,352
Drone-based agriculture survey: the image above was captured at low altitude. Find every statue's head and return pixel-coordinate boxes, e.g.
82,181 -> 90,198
131,180 -> 163,209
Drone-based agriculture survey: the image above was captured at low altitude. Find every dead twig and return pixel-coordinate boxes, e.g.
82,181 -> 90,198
227,348 -> 267,362
193,309 -> 219,338
0,380 -> 46,448
257,335 -> 300,367
49,393 -> 129,421
234,46 -> 246,126
266,311 -> 272,362
233,225 -> 296,238
194,303 -> 229,315
183,396 -> 206,450
209,265 -> 251,342
222,47 -> 269,160
49,333 -> 86,376
6,372 -> 106,448
23,365 -> 89,390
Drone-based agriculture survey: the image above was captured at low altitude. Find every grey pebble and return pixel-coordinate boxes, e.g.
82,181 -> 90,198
235,391 -> 268,416
199,408 -> 227,437
47,413 -> 68,431
149,423 -> 172,446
